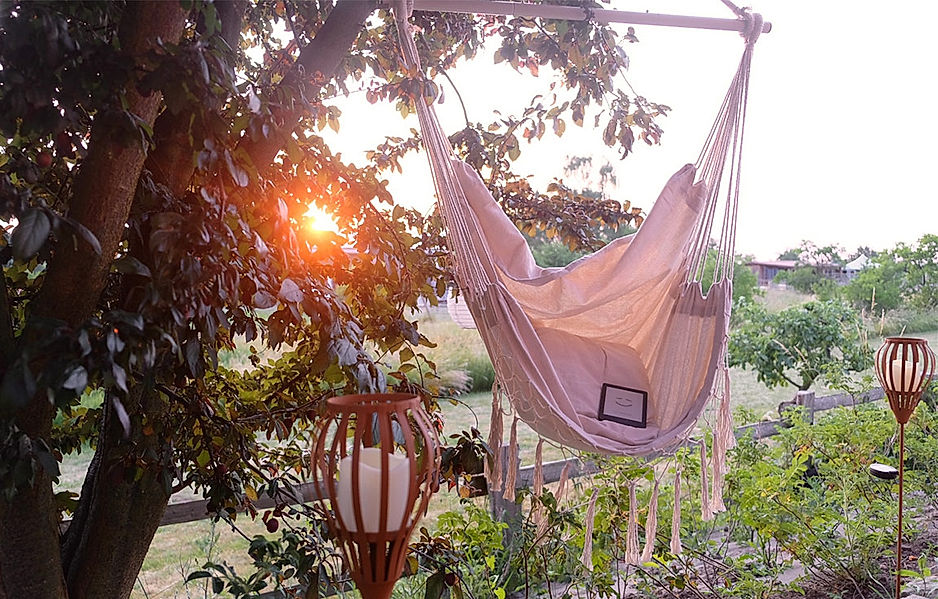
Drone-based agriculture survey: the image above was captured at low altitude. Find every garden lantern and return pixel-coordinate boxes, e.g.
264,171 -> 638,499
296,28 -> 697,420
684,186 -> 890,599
310,393 -> 440,599
874,337 -> 935,599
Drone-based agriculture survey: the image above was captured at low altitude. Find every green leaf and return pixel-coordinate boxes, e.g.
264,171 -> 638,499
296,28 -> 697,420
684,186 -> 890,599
424,571 -> 447,599
224,151 -> 249,187
111,396 -> 131,436
196,450 -> 211,468
12,209 -> 50,261
73,222 -> 102,254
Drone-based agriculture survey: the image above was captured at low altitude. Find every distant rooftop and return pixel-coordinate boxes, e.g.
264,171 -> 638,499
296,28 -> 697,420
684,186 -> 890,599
843,254 -> 870,271
746,259 -> 798,269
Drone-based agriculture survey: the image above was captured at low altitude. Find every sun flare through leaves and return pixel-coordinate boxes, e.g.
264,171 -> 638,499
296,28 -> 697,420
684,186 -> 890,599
303,203 -> 340,235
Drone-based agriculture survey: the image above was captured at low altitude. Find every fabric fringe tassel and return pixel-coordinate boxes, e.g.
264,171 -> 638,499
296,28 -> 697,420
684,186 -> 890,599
530,438 -> 547,542
502,416 -> 519,502
710,368 -> 735,512
555,461 -> 572,504
581,488 -> 599,571
641,479 -> 660,564
625,481 -> 641,565
533,438 -> 544,497
670,467 -> 683,556
700,440 -> 713,522
722,367 -> 737,452
484,383 -> 503,493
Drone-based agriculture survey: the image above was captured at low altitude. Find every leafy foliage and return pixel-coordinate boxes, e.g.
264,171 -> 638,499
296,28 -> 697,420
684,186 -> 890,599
415,398 -> 938,599
728,300 -> 871,391
844,234 -> 938,313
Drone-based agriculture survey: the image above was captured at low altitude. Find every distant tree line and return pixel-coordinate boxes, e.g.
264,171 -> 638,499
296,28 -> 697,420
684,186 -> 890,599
774,235 -> 938,313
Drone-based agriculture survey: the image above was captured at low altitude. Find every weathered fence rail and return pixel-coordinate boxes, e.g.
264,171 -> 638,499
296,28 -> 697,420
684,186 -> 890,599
156,388 -> 886,529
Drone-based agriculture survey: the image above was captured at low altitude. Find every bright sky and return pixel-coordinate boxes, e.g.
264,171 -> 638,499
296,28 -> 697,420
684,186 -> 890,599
325,1 -> 938,260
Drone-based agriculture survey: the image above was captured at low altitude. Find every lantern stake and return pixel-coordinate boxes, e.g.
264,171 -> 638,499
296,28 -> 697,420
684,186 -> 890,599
873,337 -> 935,599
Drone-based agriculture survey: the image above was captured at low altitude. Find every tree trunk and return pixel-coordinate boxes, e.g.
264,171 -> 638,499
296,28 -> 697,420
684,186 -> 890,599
61,385 -> 172,599
148,0 -> 248,197
31,1 -> 187,326
0,3 -> 187,599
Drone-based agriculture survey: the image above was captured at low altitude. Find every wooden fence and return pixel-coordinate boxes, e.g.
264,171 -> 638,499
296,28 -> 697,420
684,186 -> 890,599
120,387 -> 885,597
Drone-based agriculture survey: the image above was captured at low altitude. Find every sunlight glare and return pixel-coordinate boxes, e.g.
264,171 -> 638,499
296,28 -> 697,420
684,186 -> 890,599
303,204 -> 340,234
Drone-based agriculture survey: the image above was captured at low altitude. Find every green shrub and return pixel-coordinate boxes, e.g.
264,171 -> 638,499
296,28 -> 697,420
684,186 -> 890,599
775,266 -> 821,294
424,398 -> 938,599
530,240 -> 585,268
870,306 -> 938,336
810,277 -> 840,301
729,402 -> 938,594
729,299 -> 871,391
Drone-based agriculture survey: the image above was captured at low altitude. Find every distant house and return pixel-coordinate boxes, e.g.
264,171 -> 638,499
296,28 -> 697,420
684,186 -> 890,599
747,259 -> 797,287
842,254 -> 869,281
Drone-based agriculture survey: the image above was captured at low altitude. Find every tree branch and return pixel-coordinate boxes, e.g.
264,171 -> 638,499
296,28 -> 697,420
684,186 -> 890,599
31,1 -> 188,328
0,272 -> 15,363
240,0 -> 377,172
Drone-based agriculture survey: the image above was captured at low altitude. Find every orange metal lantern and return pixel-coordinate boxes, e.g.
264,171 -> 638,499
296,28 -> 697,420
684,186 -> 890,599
310,394 -> 440,599
874,337 -> 935,599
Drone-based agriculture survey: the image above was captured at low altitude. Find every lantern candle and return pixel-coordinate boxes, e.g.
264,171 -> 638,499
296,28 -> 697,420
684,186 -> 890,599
336,447 -> 411,533
890,359 -> 924,393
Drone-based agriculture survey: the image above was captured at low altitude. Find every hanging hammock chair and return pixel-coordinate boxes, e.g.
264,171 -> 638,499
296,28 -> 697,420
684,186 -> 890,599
394,5 -> 763,457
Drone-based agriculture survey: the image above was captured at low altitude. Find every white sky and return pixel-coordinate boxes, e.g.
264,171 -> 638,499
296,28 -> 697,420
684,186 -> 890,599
325,1 -> 938,260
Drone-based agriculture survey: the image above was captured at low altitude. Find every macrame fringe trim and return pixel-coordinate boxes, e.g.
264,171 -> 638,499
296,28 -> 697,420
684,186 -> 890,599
710,372 -> 734,513
670,467 -> 683,556
533,438 -> 544,497
531,438 -> 547,542
581,488 -> 599,571
641,479 -> 660,564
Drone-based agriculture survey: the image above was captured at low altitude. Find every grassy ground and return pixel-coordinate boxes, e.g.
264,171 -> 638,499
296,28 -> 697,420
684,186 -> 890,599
57,287 -> 927,597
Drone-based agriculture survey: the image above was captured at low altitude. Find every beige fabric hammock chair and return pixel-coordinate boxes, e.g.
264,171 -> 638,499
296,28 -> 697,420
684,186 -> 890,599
394,5 -> 763,533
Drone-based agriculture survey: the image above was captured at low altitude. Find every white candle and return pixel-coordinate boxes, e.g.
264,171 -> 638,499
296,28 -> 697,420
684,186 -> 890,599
336,447 -> 411,533
890,359 -> 925,393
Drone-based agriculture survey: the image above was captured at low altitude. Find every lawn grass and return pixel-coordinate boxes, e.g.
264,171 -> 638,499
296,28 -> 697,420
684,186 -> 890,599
756,285 -> 812,312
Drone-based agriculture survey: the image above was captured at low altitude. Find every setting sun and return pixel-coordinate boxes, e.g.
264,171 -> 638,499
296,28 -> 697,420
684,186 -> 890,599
303,203 -> 340,234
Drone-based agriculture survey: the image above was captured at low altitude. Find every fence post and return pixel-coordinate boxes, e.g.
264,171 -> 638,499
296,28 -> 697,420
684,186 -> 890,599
489,443 -> 522,547
795,390 -> 816,424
